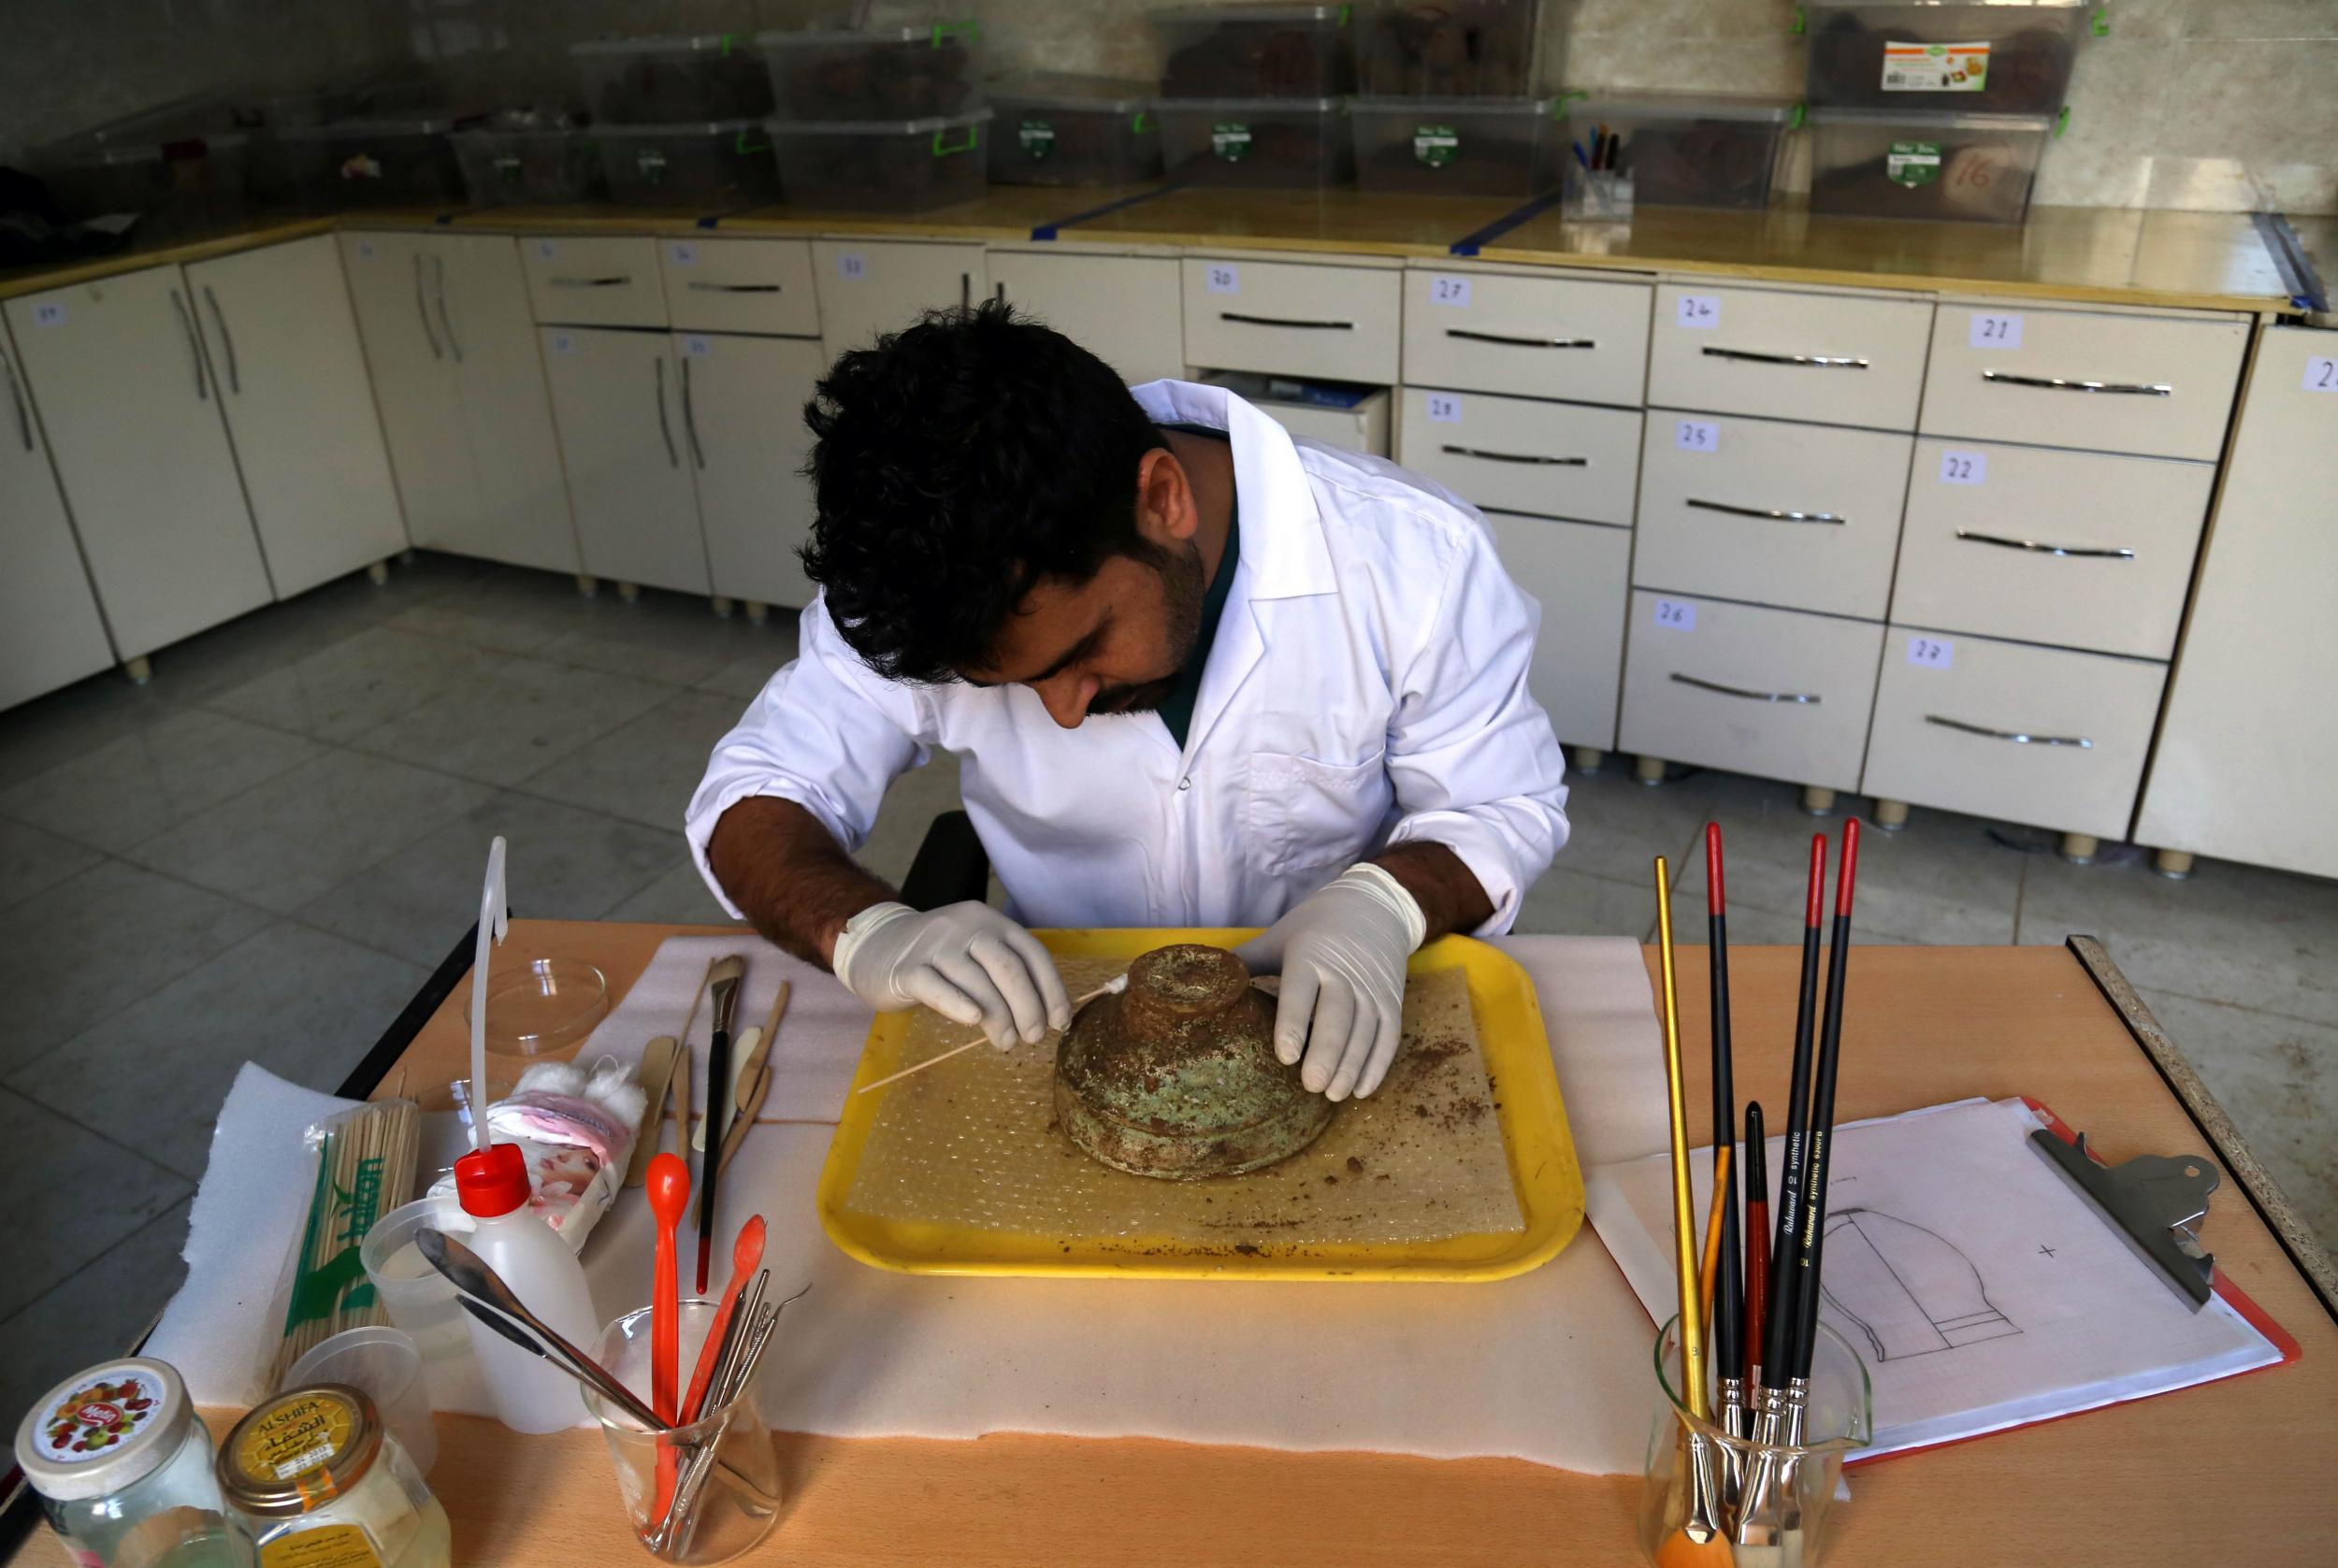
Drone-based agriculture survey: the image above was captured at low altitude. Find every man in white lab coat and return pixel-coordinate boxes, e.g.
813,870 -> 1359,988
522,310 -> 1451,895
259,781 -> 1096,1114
688,301 -> 1568,1102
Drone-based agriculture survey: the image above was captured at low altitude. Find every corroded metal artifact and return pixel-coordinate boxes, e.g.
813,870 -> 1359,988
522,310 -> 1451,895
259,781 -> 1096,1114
1055,943 -> 1335,1180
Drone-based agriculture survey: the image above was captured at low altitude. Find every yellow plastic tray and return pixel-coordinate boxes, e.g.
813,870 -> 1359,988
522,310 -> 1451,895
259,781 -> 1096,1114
816,928 -> 1585,1281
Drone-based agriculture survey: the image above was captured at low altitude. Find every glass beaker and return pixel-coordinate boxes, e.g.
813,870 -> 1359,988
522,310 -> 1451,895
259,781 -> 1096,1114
1638,1315 -> 1872,1567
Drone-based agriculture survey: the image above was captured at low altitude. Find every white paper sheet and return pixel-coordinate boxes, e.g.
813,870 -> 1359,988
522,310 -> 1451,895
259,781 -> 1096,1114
1586,1098 -> 2283,1459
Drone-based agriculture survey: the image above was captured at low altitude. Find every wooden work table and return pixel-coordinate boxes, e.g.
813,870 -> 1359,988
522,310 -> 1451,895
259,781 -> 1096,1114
9,924 -> 2330,1567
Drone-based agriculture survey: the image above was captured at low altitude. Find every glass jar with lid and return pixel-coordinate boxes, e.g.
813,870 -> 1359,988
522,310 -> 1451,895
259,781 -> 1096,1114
217,1386 -> 450,1568
11,1356 -> 254,1567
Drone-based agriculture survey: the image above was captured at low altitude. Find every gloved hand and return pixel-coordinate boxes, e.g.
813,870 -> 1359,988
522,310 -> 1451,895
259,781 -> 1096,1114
831,900 -> 1073,1049
1233,864 -> 1428,1102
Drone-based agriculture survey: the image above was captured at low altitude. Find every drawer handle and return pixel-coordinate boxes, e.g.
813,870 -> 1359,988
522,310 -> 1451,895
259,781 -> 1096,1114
1955,528 -> 2135,560
686,281 -> 783,294
1926,713 -> 2093,749
1670,672 -> 1820,706
1220,310 -> 1353,332
550,275 -> 633,288
1700,346 -> 1869,369
1981,369 -> 2171,396
1445,327 -> 1595,351
1686,498 -> 1846,525
1442,444 -> 1586,467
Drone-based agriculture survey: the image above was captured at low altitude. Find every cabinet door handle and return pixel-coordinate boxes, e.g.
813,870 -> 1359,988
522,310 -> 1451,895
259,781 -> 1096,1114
685,281 -> 782,294
1982,369 -> 2171,396
960,272 -> 971,310
679,355 -> 704,470
1,344 -> 32,452
1954,528 -> 2134,560
169,288 -> 208,401
433,254 -> 462,364
1700,346 -> 1868,368
201,285 -> 239,396
1221,311 -> 1354,331
1441,443 -> 1586,467
654,356 -> 678,468
1445,327 -> 1595,350
1686,497 -> 1846,525
1670,671 -> 1821,705
1926,713 -> 2092,749
549,275 -> 632,288
411,252 -> 442,360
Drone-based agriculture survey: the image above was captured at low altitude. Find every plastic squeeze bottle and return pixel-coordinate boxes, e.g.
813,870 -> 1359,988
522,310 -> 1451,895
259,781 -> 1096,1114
453,1142 -> 599,1434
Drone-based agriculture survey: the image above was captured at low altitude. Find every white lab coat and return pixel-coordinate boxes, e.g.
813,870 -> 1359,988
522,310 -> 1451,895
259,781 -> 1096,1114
686,379 -> 1569,934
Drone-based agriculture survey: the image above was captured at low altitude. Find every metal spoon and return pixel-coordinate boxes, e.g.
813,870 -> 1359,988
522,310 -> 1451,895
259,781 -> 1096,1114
416,1226 -> 662,1431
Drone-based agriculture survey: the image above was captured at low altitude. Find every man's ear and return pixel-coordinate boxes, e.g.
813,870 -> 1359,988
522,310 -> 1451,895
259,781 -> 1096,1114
1133,446 -> 1196,546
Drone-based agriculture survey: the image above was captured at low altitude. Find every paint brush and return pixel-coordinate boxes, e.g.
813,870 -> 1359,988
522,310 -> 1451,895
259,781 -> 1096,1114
1743,1100 -> 1769,1392
1704,823 -> 1744,1442
1759,834 -> 1828,1429
696,956 -> 744,1295
1787,819 -> 1862,1417
1698,1145 -> 1735,1325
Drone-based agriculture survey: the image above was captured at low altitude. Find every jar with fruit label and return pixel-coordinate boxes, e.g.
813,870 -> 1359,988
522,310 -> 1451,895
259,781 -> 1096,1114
216,1387 -> 449,1568
12,1356 -> 254,1567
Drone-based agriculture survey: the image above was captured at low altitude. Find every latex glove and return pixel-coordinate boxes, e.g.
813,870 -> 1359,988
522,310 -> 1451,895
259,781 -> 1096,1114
1232,864 -> 1428,1102
831,900 -> 1073,1048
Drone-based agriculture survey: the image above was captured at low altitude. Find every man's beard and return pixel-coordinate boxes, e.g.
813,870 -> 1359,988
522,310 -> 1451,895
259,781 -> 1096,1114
1090,539 -> 1207,716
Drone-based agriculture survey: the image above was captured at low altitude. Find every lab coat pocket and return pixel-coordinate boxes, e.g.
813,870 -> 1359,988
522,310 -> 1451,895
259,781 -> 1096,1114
1246,750 -> 1391,879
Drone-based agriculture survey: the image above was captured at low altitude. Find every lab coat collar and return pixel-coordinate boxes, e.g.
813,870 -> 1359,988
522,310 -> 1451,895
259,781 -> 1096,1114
1130,379 -> 1338,602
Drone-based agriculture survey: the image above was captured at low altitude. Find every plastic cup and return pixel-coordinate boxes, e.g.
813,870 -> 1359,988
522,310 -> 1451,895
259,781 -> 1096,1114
284,1326 -> 439,1476
358,1194 -> 476,1372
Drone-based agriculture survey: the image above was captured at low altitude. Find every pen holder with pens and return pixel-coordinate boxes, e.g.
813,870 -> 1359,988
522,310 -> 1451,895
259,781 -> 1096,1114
1566,167 -> 1634,223
1638,1315 -> 1871,1568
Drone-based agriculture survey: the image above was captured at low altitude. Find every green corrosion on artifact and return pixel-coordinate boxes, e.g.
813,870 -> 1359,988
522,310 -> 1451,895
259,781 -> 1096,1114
1054,943 -> 1336,1180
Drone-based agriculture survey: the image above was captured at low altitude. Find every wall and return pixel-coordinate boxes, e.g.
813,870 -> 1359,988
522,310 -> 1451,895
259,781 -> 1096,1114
7,0 -> 2334,215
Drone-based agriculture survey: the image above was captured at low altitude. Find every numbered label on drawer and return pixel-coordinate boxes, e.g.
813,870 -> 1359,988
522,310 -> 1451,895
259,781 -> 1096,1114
1427,274 -> 1472,308
682,336 -> 713,358
1674,419 -> 1720,453
1676,295 -> 1720,329
836,252 -> 866,281
1939,449 -> 1987,485
1905,634 -> 1955,669
668,241 -> 698,267
2306,355 -> 2338,393
29,300 -> 66,328
1652,598 -> 1697,631
550,332 -> 577,355
354,239 -> 378,259
1425,392 -> 1464,424
1969,311 -> 2023,350
1205,263 -> 1240,295
535,239 -> 560,260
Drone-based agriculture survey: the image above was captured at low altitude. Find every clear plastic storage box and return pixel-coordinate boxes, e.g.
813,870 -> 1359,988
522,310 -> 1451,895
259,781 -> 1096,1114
1160,97 -> 1352,187
1359,0 -> 1550,96
988,74 -> 1161,186
34,133 -> 252,234
453,124 -> 605,207
1351,97 -> 1555,197
570,35 -> 773,124
1154,6 -> 1356,98
1563,93 -> 1796,210
758,23 -> 985,121
596,121 -> 779,208
766,108 -> 991,212
1803,1 -> 2087,112
1806,108 -> 2052,223
280,118 -> 467,209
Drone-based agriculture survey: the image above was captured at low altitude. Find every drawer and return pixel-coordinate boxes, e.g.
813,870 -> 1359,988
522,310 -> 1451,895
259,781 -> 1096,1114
1402,268 -> 1652,407
1919,305 -> 2247,461
1648,284 -> 1933,429
1182,258 -> 1401,385
521,235 -> 668,327
1619,593 -> 1883,791
1895,439 -> 2213,659
1863,628 -> 2165,840
813,239 -> 988,359
1483,513 -> 1630,751
1635,415 -> 1912,620
990,251 -> 1184,384
1395,389 -> 1640,526
659,237 -> 819,337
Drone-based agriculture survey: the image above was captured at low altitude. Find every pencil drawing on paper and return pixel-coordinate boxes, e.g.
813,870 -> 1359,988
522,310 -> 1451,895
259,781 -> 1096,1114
1817,1208 -> 2022,1362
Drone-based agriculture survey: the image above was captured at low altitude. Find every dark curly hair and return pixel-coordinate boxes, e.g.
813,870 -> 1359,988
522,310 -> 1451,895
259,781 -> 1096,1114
799,299 -> 1167,683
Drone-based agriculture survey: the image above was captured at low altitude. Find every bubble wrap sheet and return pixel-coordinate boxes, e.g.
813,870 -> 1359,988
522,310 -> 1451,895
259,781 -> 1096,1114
843,959 -> 1524,1254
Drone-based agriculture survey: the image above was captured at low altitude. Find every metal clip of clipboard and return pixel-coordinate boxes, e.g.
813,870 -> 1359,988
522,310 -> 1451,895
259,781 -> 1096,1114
2029,1129 -> 2218,1309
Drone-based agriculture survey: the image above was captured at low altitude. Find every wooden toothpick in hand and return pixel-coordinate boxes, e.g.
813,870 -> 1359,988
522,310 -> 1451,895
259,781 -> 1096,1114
855,974 -> 1127,1095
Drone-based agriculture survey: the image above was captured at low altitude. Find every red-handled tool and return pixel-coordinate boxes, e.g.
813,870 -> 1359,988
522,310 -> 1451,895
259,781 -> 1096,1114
681,1216 -> 766,1424
645,1153 -> 690,1521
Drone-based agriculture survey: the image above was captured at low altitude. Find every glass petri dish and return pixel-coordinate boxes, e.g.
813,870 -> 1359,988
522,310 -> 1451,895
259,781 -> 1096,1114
463,957 -> 610,1055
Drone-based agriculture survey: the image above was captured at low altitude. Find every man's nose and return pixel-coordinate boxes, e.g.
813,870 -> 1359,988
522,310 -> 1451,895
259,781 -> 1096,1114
1040,676 -> 1094,729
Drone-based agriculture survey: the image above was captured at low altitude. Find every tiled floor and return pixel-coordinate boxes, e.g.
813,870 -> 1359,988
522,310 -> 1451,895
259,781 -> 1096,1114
4,554 -> 2334,1428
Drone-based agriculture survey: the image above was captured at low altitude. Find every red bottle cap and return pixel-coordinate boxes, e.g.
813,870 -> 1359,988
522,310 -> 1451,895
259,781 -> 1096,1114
454,1143 -> 531,1218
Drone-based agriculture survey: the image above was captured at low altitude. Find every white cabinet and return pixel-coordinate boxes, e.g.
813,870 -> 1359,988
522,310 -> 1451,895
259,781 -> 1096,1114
342,231 -> 581,573
989,250 -> 1185,384
1182,257 -> 1402,385
1395,388 -> 1641,526
4,265 -> 271,661
521,236 -> 668,328
540,327 -> 710,596
0,333 -> 115,706
1648,284 -> 1933,429
184,236 -> 407,599
661,237 -> 821,338
677,332 -> 825,610
1402,266 -> 1652,408
1483,512 -> 1630,752
812,239 -> 989,361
